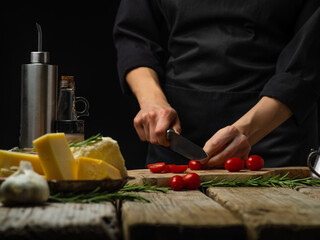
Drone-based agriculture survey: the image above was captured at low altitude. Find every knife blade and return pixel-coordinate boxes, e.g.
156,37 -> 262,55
166,128 -> 208,160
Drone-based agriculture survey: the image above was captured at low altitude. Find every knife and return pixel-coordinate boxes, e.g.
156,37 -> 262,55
166,128 -> 208,160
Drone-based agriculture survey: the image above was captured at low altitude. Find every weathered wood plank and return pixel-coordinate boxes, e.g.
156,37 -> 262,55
121,190 -> 246,240
0,202 -> 119,240
127,167 -> 310,187
207,187 -> 320,240
295,186 -> 320,201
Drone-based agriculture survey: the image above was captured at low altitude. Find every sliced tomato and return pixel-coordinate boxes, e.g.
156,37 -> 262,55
170,164 -> 188,173
162,164 -> 171,173
147,162 -> 166,173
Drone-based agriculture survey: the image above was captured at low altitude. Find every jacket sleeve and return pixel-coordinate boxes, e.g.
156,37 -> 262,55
113,0 -> 166,94
259,2 -> 320,125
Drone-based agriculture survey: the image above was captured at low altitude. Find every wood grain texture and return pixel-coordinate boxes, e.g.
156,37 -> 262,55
121,190 -> 246,240
0,202 -> 119,240
207,187 -> 320,240
127,167 -> 311,187
296,186 -> 320,201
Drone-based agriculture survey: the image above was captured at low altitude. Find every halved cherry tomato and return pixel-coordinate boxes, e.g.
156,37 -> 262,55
170,175 -> 184,191
162,164 -> 171,173
188,160 -> 202,170
183,173 -> 201,190
147,162 -> 166,173
246,155 -> 264,171
225,158 -> 245,172
170,164 -> 188,173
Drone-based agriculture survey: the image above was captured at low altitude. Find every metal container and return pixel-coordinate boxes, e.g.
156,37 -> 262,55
307,147 -> 320,179
19,24 -> 58,148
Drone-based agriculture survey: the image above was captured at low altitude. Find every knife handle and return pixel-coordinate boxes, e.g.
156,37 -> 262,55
166,128 -> 175,141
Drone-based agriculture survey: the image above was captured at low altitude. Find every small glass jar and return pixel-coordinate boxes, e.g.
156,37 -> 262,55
55,120 -> 84,143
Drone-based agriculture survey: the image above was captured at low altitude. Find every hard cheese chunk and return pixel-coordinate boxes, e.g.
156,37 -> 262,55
71,137 -> 128,178
77,157 -> 122,180
0,150 -> 44,175
33,133 -> 77,180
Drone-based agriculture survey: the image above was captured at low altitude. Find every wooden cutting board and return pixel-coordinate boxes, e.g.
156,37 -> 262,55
127,167 -> 311,187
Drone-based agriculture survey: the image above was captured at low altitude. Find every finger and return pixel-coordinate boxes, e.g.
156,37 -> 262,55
155,110 -> 178,146
139,112 -> 151,142
148,111 -> 159,145
199,150 -> 210,165
171,116 -> 181,135
143,121 -> 150,143
155,120 -> 170,146
203,126 -> 239,158
133,115 -> 146,141
206,134 -> 250,169
239,145 -> 251,162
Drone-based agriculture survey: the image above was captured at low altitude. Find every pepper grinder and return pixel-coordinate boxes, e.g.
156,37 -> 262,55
19,23 -> 58,148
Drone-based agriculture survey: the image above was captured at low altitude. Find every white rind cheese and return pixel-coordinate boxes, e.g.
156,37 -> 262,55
70,137 -> 128,178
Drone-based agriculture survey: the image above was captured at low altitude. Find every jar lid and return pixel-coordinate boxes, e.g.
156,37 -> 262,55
55,120 -> 84,134
61,76 -> 74,81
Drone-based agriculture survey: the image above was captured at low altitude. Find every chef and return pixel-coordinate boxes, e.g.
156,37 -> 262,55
113,0 -> 320,168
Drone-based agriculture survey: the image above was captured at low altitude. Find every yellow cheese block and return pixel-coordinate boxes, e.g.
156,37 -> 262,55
77,156 -> 122,180
71,137 -> 128,178
0,150 -> 44,175
33,133 -> 77,180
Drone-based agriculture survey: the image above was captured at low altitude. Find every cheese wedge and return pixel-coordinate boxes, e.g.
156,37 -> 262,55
71,137 -> 128,178
33,133 -> 77,180
77,156 -> 122,180
0,150 -> 44,175
0,168 -> 16,177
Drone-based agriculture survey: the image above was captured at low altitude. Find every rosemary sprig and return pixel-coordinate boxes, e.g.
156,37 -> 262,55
121,183 -> 170,193
48,182 -> 170,203
49,191 -> 150,203
68,133 -> 103,147
49,187 -> 150,203
200,172 -> 320,189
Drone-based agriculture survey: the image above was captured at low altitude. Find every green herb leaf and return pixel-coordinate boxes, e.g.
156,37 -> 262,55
48,182 -> 170,203
121,184 -> 170,193
200,172 -> 320,189
68,133 -> 103,147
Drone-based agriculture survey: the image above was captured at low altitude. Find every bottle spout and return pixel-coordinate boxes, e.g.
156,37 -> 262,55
30,23 -> 50,63
36,23 -> 42,52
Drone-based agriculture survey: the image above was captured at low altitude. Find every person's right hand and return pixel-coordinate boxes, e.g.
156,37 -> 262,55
133,100 -> 181,147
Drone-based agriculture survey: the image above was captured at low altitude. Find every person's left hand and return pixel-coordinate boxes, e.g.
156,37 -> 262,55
200,125 -> 251,169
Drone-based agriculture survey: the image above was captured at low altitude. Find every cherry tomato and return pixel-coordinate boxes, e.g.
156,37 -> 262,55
188,160 -> 202,170
162,164 -> 171,173
246,155 -> 264,171
183,173 -> 201,190
170,175 -> 184,191
170,164 -> 188,173
225,158 -> 245,172
147,162 -> 166,173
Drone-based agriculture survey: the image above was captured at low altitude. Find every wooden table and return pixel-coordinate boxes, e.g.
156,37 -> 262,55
1,169 -> 320,240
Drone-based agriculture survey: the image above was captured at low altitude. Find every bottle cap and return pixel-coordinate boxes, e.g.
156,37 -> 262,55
61,76 -> 74,81
55,120 -> 84,134
60,76 -> 75,88
30,51 -> 50,63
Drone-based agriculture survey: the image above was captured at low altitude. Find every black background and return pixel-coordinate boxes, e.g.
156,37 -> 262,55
0,2 -> 148,169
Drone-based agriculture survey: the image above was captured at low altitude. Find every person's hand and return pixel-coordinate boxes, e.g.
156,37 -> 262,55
200,125 -> 251,169
133,100 -> 181,147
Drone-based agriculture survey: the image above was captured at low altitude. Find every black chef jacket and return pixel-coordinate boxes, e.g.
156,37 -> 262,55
113,0 -> 320,167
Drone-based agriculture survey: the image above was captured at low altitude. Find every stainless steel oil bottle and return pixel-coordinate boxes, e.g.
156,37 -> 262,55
19,24 -> 58,148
